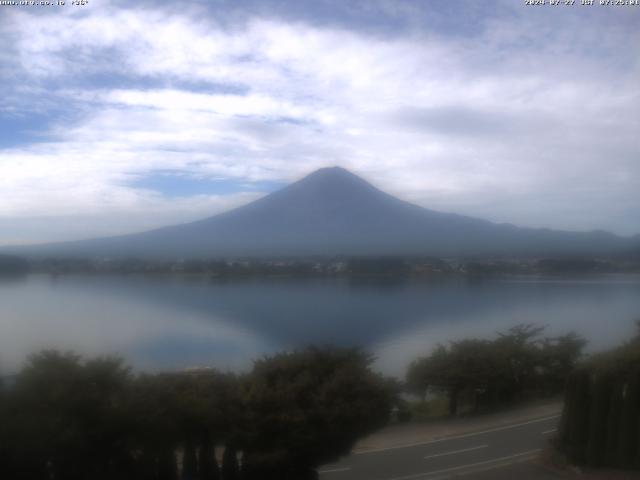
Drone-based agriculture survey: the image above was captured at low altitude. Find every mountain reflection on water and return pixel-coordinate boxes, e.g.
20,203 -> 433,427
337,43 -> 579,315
1,274 -> 639,376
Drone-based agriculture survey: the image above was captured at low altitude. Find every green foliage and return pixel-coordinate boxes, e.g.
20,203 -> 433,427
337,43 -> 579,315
539,332 -> 587,394
406,394 -> 450,420
590,321 -> 640,375
0,347 -> 393,479
239,347 -> 393,478
563,369 -> 591,464
558,321 -> 640,471
585,373 -> 613,467
619,373 -> 639,468
605,378 -> 624,466
3,351 -> 134,479
406,324 -> 584,416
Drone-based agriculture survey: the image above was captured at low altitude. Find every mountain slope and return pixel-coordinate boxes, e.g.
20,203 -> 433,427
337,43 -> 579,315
6,167 -> 637,258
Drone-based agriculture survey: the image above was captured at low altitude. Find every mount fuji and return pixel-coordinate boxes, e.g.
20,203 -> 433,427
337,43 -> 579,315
6,167 -> 637,258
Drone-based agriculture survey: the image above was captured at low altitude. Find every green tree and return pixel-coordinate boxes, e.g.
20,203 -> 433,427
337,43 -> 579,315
406,344 -> 466,415
4,351 -> 133,480
558,323 -> 640,470
539,332 -> 586,395
408,325 -> 586,416
239,347 -> 393,479
493,324 -> 545,400
407,339 -> 504,415
129,373 -> 182,478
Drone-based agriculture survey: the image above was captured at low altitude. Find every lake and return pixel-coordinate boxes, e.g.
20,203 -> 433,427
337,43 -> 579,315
1,274 -> 639,376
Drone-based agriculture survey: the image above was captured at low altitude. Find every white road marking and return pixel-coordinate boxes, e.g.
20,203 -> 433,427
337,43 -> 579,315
387,449 -> 542,480
448,452 -> 543,479
319,467 -> 351,474
355,414 -> 560,455
542,428 -> 557,435
423,444 -> 488,460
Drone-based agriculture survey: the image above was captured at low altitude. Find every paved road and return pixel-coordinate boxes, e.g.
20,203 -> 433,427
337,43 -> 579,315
319,414 -> 561,480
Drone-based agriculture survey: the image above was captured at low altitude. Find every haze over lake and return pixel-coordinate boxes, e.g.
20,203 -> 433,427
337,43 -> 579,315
2,273 -> 639,376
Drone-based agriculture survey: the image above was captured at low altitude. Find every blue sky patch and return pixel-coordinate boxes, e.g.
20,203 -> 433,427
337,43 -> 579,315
0,111 -> 59,149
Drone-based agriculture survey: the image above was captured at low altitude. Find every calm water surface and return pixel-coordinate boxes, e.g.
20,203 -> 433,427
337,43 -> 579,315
1,274 -> 639,376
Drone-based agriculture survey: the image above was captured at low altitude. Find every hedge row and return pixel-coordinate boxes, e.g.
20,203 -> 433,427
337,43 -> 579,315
559,369 -> 640,469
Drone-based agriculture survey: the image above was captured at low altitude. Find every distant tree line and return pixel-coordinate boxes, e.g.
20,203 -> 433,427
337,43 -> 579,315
30,258 -> 323,277
406,325 -> 586,416
558,323 -> 640,470
0,255 -> 29,276
27,255 -> 640,277
0,347 -> 394,480
21,255 -> 640,277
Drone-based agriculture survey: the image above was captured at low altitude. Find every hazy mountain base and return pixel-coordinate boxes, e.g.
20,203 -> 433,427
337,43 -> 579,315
4,168 -> 639,260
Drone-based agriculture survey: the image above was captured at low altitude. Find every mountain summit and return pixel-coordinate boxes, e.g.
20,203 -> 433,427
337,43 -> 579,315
7,167 -> 637,258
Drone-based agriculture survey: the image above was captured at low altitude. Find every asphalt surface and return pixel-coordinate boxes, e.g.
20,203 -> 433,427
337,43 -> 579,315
319,414 -> 562,480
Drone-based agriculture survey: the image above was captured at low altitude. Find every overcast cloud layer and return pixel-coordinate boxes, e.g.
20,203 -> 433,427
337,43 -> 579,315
0,0 -> 639,245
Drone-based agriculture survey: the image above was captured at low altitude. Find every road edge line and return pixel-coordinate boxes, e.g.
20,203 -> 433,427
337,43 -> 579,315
387,449 -> 542,480
354,414 -> 561,455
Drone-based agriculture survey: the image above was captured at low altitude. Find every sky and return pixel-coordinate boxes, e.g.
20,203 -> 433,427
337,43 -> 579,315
0,0 -> 639,246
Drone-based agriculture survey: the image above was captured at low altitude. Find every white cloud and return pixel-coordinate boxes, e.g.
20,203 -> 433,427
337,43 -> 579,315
0,1 -> 638,244
106,89 -> 310,118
